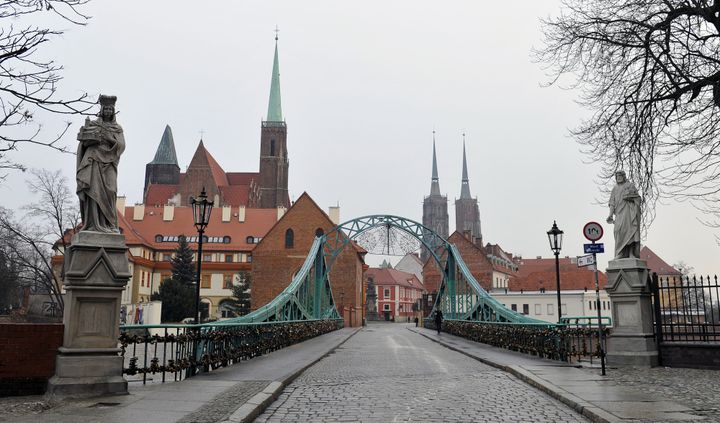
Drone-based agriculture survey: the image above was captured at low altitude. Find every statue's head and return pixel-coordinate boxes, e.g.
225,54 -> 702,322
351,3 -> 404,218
615,170 -> 627,184
98,95 -> 117,122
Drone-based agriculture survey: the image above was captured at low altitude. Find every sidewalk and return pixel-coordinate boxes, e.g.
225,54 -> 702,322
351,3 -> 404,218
409,326 -> 715,422
6,327 -> 360,423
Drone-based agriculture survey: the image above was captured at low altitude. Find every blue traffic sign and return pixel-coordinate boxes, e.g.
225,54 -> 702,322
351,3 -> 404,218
584,243 -> 605,254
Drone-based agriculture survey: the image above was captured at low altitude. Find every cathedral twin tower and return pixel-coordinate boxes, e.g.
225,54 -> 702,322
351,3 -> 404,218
422,133 -> 482,261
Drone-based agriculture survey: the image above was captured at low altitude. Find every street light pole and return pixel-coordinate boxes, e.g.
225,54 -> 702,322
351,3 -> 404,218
547,221 -> 564,324
191,188 -> 214,325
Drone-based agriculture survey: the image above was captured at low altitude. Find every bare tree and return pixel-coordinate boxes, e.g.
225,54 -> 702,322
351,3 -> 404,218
536,1 -> 720,228
0,169 -> 78,312
0,0 -> 94,177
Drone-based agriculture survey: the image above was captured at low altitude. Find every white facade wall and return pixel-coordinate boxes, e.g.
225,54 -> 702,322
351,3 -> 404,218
491,290 -> 613,325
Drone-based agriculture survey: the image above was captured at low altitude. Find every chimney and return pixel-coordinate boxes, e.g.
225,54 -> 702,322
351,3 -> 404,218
277,206 -> 287,221
116,196 -> 126,216
328,205 -> 340,225
237,206 -> 246,222
222,205 -> 231,222
133,204 -> 145,221
163,204 -> 174,221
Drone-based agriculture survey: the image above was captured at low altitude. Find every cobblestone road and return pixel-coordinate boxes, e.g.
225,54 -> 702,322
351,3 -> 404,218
255,323 -> 588,423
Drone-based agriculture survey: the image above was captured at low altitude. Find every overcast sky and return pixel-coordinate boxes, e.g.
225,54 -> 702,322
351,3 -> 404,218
1,1 -> 717,275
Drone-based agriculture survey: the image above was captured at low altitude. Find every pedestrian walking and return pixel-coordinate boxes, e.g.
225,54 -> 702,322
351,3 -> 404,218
434,309 -> 443,334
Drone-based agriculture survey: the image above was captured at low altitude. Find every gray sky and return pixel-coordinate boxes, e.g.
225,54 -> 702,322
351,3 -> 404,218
1,1 -> 716,275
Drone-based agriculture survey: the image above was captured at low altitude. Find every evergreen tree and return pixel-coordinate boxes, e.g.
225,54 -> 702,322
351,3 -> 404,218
171,236 -> 196,284
226,272 -> 251,317
156,236 -> 196,323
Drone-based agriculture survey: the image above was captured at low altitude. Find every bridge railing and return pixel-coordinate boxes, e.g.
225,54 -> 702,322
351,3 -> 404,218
119,319 -> 343,384
424,319 -> 608,363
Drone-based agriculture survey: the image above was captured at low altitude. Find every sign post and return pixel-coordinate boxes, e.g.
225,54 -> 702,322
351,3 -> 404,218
583,221 -> 606,376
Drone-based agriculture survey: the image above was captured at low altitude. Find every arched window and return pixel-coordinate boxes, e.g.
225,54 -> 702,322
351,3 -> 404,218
270,139 -> 276,156
223,236 -> 231,244
285,228 -> 294,249
155,234 -> 163,243
246,236 -> 254,244
315,228 -> 324,237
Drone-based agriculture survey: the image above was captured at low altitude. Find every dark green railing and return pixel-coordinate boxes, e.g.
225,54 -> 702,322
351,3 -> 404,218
424,319 -> 609,363
119,319 -> 343,384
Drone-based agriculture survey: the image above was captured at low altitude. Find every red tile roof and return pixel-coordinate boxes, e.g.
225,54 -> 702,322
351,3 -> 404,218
120,205 -> 277,251
511,257 -> 607,291
203,147 -> 229,187
366,268 -> 425,290
640,246 -> 681,276
144,184 -> 180,206
219,185 -> 250,207
227,172 -> 259,185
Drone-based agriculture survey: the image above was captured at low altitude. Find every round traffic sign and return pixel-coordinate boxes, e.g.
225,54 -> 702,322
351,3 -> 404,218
583,221 -> 604,242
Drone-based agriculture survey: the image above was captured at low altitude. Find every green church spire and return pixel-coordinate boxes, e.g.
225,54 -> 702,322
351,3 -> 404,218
150,124 -> 178,165
266,32 -> 283,122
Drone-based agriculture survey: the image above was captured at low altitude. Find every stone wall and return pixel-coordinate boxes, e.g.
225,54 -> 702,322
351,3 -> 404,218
660,343 -> 720,369
0,323 -> 63,396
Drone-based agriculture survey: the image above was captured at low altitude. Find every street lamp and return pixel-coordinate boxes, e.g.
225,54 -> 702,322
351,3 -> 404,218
191,188 -> 214,324
547,221 -> 564,324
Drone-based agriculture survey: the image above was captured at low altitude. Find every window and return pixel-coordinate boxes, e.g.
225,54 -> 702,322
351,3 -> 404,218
315,228 -> 324,237
225,254 -> 233,263
547,304 -> 554,315
522,304 -> 529,315
246,236 -> 254,244
589,301 -> 593,310
203,253 -> 212,262
223,236 -> 231,244
383,304 -> 390,311
163,253 -> 172,262
535,304 -> 541,315
155,234 -> 163,243
219,301 -> 235,319
384,288 -> 390,299
201,274 -> 212,289
285,228 -> 294,248
511,304 -> 517,312
270,139 -> 276,156
223,274 -> 233,289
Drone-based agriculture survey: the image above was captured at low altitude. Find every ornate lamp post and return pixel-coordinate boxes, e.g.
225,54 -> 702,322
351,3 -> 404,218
191,188 -> 214,324
547,221 -> 564,324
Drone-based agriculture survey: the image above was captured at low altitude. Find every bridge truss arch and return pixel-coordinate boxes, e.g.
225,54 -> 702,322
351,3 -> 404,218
222,215 -> 543,325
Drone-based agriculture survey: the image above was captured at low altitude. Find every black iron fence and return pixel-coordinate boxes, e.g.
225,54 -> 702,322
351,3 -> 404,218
119,319 -> 343,384
424,319 -> 607,363
651,273 -> 720,343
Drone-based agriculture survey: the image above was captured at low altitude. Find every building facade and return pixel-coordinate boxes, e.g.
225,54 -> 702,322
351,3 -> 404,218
366,267 -> 425,322
250,192 -> 367,327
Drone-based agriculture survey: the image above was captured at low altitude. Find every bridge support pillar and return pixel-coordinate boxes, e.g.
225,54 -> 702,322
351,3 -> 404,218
46,232 -> 131,399
605,258 -> 659,367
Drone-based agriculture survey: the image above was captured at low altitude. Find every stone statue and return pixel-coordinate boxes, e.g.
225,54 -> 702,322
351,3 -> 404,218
606,170 -> 641,259
76,95 -> 125,232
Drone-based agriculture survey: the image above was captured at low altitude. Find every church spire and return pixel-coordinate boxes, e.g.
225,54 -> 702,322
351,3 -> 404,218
150,125 -> 178,165
266,29 -> 283,122
460,133 -> 472,199
430,131 -> 441,196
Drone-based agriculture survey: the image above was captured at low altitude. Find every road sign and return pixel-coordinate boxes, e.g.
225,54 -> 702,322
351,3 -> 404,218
584,243 -> 605,254
583,222 -> 604,242
577,254 -> 596,267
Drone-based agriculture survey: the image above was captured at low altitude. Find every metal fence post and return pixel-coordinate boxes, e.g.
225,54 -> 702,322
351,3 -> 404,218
650,272 -> 664,366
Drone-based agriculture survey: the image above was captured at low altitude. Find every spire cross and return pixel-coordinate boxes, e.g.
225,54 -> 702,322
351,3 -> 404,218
274,25 -> 279,41
199,129 -> 205,140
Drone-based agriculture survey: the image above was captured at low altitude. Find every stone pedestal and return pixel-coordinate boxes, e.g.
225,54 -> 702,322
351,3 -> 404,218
46,231 -> 131,399
605,258 -> 659,367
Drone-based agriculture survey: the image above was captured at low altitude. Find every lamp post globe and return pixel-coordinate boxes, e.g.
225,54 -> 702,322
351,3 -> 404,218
547,221 -> 564,324
190,188 -> 214,325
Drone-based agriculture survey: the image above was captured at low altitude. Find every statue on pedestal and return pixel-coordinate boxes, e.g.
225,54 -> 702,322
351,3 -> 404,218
76,95 -> 125,233
606,170 -> 641,259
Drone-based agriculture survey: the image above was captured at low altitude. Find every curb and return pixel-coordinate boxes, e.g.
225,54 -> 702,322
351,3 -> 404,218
408,327 -> 620,423
220,328 -> 361,423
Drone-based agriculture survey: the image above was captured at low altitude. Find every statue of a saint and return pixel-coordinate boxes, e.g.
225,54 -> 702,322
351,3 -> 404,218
606,170 -> 641,259
76,95 -> 125,232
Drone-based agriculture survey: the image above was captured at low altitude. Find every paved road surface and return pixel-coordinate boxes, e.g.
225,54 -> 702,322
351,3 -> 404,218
255,323 -> 588,422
